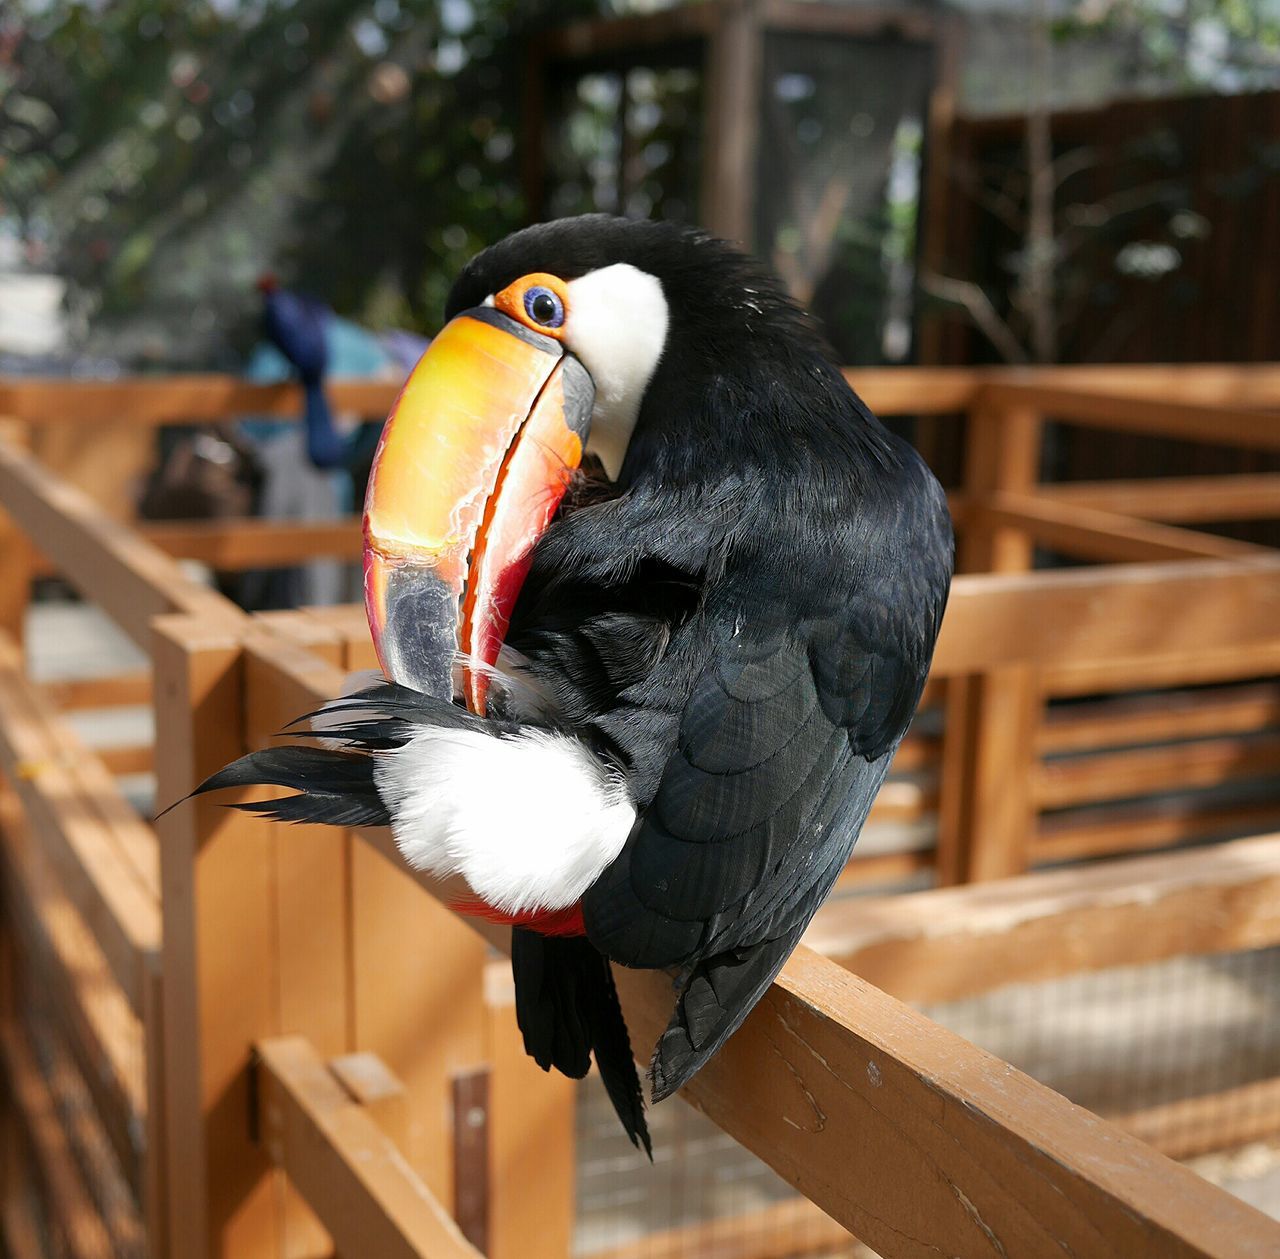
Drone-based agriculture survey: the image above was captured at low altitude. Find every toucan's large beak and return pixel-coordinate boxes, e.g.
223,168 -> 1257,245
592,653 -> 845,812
363,307 -> 593,713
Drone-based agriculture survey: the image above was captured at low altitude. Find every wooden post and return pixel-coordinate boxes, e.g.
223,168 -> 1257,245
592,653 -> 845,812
700,0 -> 762,244
0,424 -> 34,653
936,401 -> 1045,882
483,964 -> 575,1259
153,614 -> 282,1259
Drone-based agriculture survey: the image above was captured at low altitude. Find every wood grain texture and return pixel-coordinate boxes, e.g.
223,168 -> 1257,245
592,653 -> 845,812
612,947 -> 1280,1259
977,382 -> 1280,451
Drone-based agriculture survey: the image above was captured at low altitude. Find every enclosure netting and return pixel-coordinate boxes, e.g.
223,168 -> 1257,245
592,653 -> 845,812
572,944 -> 1280,1256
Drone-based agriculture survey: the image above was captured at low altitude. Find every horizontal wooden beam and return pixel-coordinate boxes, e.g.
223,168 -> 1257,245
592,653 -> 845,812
1111,1077 -> 1280,1163
1044,641 -> 1280,697
984,363 -> 1280,407
843,366 -> 980,415
1036,475 -> 1280,523
1035,734 -> 1280,810
42,672 -> 152,712
1037,683 -> 1280,754
978,382 -> 1280,451
254,1036 -> 482,1259
0,376 -> 399,425
934,556 -> 1280,677
806,831 -> 1280,1005
978,492 -> 1267,564
139,516 -> 363,570
0,439 -> 234,648
1035,798 -> 1280,863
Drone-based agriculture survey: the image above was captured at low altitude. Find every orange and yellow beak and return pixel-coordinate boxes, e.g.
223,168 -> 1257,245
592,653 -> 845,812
363,307 -> 593,713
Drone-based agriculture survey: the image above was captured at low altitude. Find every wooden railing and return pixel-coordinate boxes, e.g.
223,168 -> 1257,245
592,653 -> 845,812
1,365 -> 1279,1258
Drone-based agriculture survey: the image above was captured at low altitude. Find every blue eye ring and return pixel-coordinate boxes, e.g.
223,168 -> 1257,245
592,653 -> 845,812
524,285 -> 565,329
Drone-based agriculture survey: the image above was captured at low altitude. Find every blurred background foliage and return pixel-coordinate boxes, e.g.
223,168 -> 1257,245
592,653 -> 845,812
1,0 -> 1278,368
0,0 -> 599,365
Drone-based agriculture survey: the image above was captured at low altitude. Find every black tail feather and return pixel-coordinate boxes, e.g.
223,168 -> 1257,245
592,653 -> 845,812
512,930 -> 651,1158
174,745 -> 390,828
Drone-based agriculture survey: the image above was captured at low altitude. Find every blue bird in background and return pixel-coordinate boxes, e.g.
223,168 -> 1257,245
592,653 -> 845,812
239,276 -> 428,607
257,274 -> 355,470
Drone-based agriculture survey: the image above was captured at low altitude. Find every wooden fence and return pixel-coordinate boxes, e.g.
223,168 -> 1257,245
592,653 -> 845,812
0,364 -> 1279,1257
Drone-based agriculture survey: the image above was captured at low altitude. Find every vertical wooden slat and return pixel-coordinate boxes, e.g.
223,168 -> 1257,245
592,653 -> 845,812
937,402 -> 1045,882
484,965 -> 575,1259
326,619 -> 490,1213
153,614 -> 281,1259
700,0 -> 762,243
0,423 -> 33,652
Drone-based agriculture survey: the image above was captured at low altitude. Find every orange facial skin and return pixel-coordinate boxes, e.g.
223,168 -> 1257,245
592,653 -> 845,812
493,273 -> 571,340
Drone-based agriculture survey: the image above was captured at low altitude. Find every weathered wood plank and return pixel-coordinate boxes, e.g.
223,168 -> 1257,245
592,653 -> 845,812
613,948 -> 1280,1259
254,1037 -> 482,1259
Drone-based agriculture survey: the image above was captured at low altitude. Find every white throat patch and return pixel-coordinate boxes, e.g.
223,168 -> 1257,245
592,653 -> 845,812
563,263 -> 668,478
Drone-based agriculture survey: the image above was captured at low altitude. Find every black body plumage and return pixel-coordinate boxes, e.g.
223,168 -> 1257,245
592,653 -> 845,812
191,217 -> 953,1153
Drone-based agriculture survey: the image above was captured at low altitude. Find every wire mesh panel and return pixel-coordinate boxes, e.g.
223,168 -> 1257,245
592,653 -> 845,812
572,945 -> 1280,1255
755,31 -> 935,365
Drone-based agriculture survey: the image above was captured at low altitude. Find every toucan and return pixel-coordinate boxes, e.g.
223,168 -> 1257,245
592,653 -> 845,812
197,216 -> 953,1155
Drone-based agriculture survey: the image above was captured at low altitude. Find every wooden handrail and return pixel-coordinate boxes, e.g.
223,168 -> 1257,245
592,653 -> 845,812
977,381 -> 1280,451
934,556 -> 1280,677
806,830 -> 1280,1004
0,377 -> 401,425
0,439 -> 237,648
254,1037 -> 483,1259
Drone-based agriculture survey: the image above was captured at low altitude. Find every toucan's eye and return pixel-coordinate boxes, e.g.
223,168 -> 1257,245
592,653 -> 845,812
525,286 -> 564,328
493,272 -> 571,340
